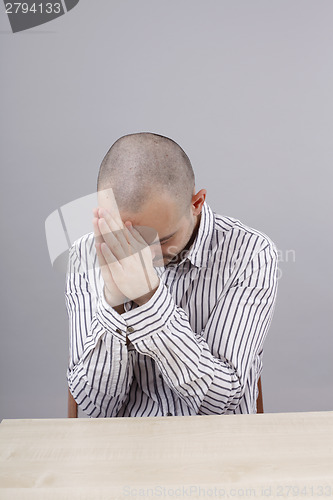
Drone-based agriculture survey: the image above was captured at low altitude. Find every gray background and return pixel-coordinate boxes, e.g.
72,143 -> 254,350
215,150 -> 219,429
1,0 -> 332,420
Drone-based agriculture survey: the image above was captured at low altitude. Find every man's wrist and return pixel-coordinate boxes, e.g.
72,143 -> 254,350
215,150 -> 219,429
103,285 -> 125,314
134,278 -> 160,307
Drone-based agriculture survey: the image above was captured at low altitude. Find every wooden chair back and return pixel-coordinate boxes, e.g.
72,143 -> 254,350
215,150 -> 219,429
68,388 -> 78,418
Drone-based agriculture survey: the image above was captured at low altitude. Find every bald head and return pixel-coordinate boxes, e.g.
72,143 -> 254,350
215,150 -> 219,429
97,133 -> 195,218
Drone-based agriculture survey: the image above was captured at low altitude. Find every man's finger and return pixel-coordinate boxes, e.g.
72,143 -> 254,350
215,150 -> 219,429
124,222 -> 145,251
98,207 -> 123,229
92,217 -> 104,245
95,241 -> 112,279
97,187 -> 123,227
101,242 -> 123,274
126,222 -> 152,247
97,217 -> 127,261
98,209 -> 132,256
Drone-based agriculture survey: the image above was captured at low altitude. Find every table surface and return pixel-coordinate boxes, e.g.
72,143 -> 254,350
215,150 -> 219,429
0,411 -> 332,500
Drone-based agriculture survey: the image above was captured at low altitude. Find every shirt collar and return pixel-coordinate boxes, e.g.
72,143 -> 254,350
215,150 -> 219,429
176,200 -> 215,269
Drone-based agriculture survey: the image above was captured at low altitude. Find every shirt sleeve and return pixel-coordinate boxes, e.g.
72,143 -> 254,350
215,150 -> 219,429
121,238 -> 278,414
64,240 -> 135,418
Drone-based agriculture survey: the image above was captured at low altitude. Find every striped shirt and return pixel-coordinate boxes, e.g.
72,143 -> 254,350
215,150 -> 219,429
65,200 -> 278,417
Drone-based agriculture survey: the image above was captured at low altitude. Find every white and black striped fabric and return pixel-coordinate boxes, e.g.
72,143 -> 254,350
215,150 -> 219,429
65,201 -> 278,417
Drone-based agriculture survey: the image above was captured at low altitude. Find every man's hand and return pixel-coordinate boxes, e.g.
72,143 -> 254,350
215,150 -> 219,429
93,207 -> 160,307
93,208 -> 127,308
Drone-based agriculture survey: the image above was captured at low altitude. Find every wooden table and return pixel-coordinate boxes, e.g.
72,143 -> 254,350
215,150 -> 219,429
0,412 -> 332,499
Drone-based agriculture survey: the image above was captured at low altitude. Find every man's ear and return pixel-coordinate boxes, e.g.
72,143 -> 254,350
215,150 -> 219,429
192,189 -> 207,215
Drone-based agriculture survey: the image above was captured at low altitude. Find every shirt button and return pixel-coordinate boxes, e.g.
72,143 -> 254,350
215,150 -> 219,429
159,374 -> 162,379
115,328 -> 122,334
166,412 -> 173,416
127,326 -> 134,333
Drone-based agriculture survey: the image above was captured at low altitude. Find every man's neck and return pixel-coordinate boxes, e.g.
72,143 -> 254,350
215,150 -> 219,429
187,211 -> 202,250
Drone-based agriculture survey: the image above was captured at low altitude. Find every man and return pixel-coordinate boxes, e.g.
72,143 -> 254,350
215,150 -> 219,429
65,132 -> 278,417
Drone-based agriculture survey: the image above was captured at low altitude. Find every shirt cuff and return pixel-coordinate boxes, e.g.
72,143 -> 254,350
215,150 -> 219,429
96,291 -> 128,343
121,279 -> 175,343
